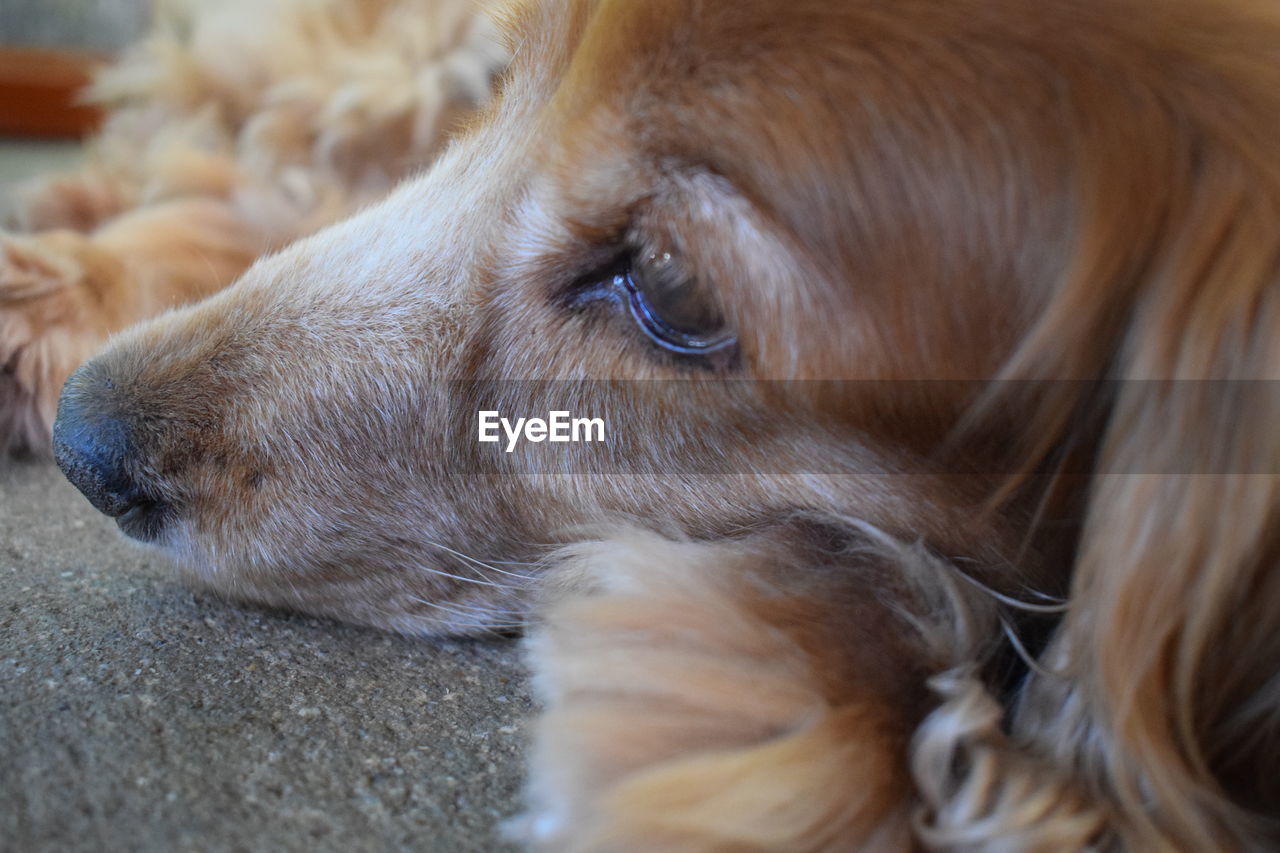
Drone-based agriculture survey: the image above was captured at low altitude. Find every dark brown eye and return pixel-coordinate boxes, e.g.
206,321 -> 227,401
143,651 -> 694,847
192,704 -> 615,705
615,250 -> 735,355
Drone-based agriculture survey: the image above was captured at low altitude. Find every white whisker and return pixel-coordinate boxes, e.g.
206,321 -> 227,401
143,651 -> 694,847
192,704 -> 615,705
408,595 -> 524,628
424,539 -> 541,583
412,559 -> 506,588
953,570 -> 1069,615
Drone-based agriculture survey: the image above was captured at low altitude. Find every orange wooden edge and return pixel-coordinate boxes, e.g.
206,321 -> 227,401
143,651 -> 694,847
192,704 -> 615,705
0,47 -> 107,139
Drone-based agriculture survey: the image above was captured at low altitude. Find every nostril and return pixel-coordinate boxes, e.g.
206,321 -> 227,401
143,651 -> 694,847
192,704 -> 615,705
52,378 -> 145,519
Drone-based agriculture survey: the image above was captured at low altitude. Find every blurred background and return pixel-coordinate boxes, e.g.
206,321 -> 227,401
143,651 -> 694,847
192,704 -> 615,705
1,0 -> 151,53
0,0 -> 152,199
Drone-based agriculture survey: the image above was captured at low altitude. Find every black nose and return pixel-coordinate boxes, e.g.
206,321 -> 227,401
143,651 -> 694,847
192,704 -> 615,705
53,371 -> 145,518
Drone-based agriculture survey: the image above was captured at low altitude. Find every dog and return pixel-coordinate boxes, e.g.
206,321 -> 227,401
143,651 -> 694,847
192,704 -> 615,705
14,0 -> 1280,848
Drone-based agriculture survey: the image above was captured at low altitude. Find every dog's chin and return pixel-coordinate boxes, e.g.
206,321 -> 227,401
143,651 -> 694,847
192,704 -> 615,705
114,500 -> 171,543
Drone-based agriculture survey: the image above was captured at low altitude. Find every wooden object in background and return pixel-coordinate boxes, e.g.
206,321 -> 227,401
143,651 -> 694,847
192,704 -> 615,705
0,47 -> 104,138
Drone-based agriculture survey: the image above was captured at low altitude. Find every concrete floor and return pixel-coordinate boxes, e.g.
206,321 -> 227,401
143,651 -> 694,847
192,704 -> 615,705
0,144 -> 533,852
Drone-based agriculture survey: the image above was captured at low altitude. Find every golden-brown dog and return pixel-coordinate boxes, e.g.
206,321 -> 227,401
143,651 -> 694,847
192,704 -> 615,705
25,0 -> 1280,848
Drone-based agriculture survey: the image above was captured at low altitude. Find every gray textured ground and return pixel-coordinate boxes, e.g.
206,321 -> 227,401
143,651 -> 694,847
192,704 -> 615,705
0,459 -> 532,853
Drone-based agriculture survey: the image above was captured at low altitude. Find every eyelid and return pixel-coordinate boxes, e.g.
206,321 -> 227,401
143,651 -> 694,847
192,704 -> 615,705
616,269 -> 736,354
559,241 -> 737,359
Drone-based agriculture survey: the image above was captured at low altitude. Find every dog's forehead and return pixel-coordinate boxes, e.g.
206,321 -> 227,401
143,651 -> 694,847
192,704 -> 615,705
552,0 -> 869,147
506,1 -> 873,239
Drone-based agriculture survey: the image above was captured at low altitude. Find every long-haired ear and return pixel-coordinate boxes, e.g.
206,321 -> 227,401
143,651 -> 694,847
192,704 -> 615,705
1008,129 -> 1280,846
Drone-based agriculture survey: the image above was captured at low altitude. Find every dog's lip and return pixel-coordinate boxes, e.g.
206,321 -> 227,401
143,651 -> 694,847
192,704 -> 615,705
115,499 -> 170,543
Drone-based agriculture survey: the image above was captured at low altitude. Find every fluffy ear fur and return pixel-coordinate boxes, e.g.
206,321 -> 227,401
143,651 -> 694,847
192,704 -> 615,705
0,231 -> 123,454
518,525 -> 1007,852
1020,168 -> 1280,847
916,26 -> 1280,846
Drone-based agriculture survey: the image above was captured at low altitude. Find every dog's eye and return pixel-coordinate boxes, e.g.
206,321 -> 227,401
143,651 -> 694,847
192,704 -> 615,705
613,251 -> 734,355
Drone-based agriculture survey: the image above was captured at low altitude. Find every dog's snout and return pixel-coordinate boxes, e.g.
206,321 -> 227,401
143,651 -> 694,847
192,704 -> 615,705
53,370 -> 147,519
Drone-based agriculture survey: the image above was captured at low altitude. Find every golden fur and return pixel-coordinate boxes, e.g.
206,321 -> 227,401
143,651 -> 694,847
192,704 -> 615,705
9,0 -> 1280,848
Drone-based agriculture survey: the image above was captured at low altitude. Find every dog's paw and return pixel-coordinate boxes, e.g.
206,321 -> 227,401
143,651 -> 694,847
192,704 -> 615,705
515,531 -> 917,852
0,232 -> 121,455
